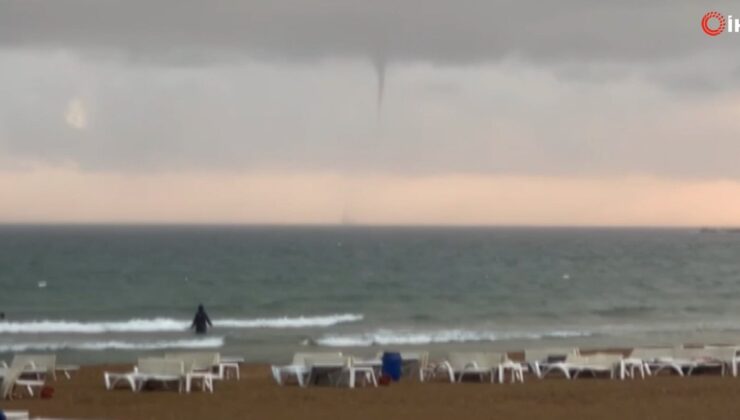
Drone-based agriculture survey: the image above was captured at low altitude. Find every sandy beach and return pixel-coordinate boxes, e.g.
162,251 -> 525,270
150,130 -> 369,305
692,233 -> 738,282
4,363 -> 740,420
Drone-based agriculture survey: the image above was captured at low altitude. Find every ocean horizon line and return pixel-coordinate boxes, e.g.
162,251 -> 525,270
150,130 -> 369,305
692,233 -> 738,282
0,222 -> 730,230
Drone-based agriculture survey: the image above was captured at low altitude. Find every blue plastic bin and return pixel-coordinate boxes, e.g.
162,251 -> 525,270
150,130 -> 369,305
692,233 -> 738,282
382,351 -> 403,381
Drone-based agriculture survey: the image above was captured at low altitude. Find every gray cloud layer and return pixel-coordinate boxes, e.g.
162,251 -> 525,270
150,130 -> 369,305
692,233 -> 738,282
0,0 -> 733,64
1,1 -> 740,178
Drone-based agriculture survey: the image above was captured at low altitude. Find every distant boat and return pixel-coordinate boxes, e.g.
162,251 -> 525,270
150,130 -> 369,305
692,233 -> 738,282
37,281 -> 47,289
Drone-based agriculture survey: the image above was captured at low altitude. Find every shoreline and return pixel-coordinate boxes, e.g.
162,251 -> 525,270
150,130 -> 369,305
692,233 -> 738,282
4,361 -> 740,419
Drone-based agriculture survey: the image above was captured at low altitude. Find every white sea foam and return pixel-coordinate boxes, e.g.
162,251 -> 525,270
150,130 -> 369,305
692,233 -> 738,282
0,337 -> 224,352
216,314 -> 363,328
315,329 -> 593,347
0,314 -> 363,334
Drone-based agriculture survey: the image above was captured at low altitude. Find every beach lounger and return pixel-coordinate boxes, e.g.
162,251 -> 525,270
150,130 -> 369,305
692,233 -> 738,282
673,346 -> 737,376
8,354 -> 78,381
557,353 -> 623,379
2,411 -> 30,420
271,352 -> 342,387
441,352 -> 522,383
524,348 -> 578,379
134,358 -> 185,392
271,352 -> 374,388
0,365 -> 45,400
702,346 -> 740,376
104,358 -> 185,392
3,357 -> 50,398
165,352 -> 221,393
11,355 -> 57,382
303,354 -> 350,386
168,352 -> 239,381
629,347 -> 693,377
627,346 -> 729,377
441,352 -> 486,382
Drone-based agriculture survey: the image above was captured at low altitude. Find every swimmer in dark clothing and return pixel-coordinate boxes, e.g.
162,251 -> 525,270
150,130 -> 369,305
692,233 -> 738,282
191,304 -> 212,334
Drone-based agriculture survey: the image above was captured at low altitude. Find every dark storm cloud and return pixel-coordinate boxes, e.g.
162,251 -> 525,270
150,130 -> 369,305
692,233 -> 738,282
0,0 -> 733,65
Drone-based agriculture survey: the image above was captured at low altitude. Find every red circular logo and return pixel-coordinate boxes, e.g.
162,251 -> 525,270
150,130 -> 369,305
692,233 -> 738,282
702,11 -> 726,36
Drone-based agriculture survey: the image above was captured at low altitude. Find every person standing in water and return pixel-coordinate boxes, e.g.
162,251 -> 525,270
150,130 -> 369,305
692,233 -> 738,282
191,304 -> 212,334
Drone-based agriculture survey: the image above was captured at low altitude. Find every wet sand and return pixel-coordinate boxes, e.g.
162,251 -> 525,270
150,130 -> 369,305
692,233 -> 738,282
3,363 -> 740,419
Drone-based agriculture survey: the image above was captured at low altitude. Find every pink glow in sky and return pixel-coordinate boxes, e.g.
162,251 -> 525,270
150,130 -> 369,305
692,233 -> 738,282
2,166 -> 739,226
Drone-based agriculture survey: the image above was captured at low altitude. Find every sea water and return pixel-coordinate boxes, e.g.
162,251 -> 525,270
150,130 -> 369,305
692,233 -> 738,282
1,225 -> 740,364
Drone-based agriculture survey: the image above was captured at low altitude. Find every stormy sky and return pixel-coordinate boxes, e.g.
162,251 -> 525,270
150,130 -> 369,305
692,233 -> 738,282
1,1 -> 739,224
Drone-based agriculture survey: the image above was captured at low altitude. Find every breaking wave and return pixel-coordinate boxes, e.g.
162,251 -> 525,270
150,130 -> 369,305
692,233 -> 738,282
0,314 -> 364,334
315,329 -> 593,347
216,314 -> 363,328
0,337 -> 224,352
